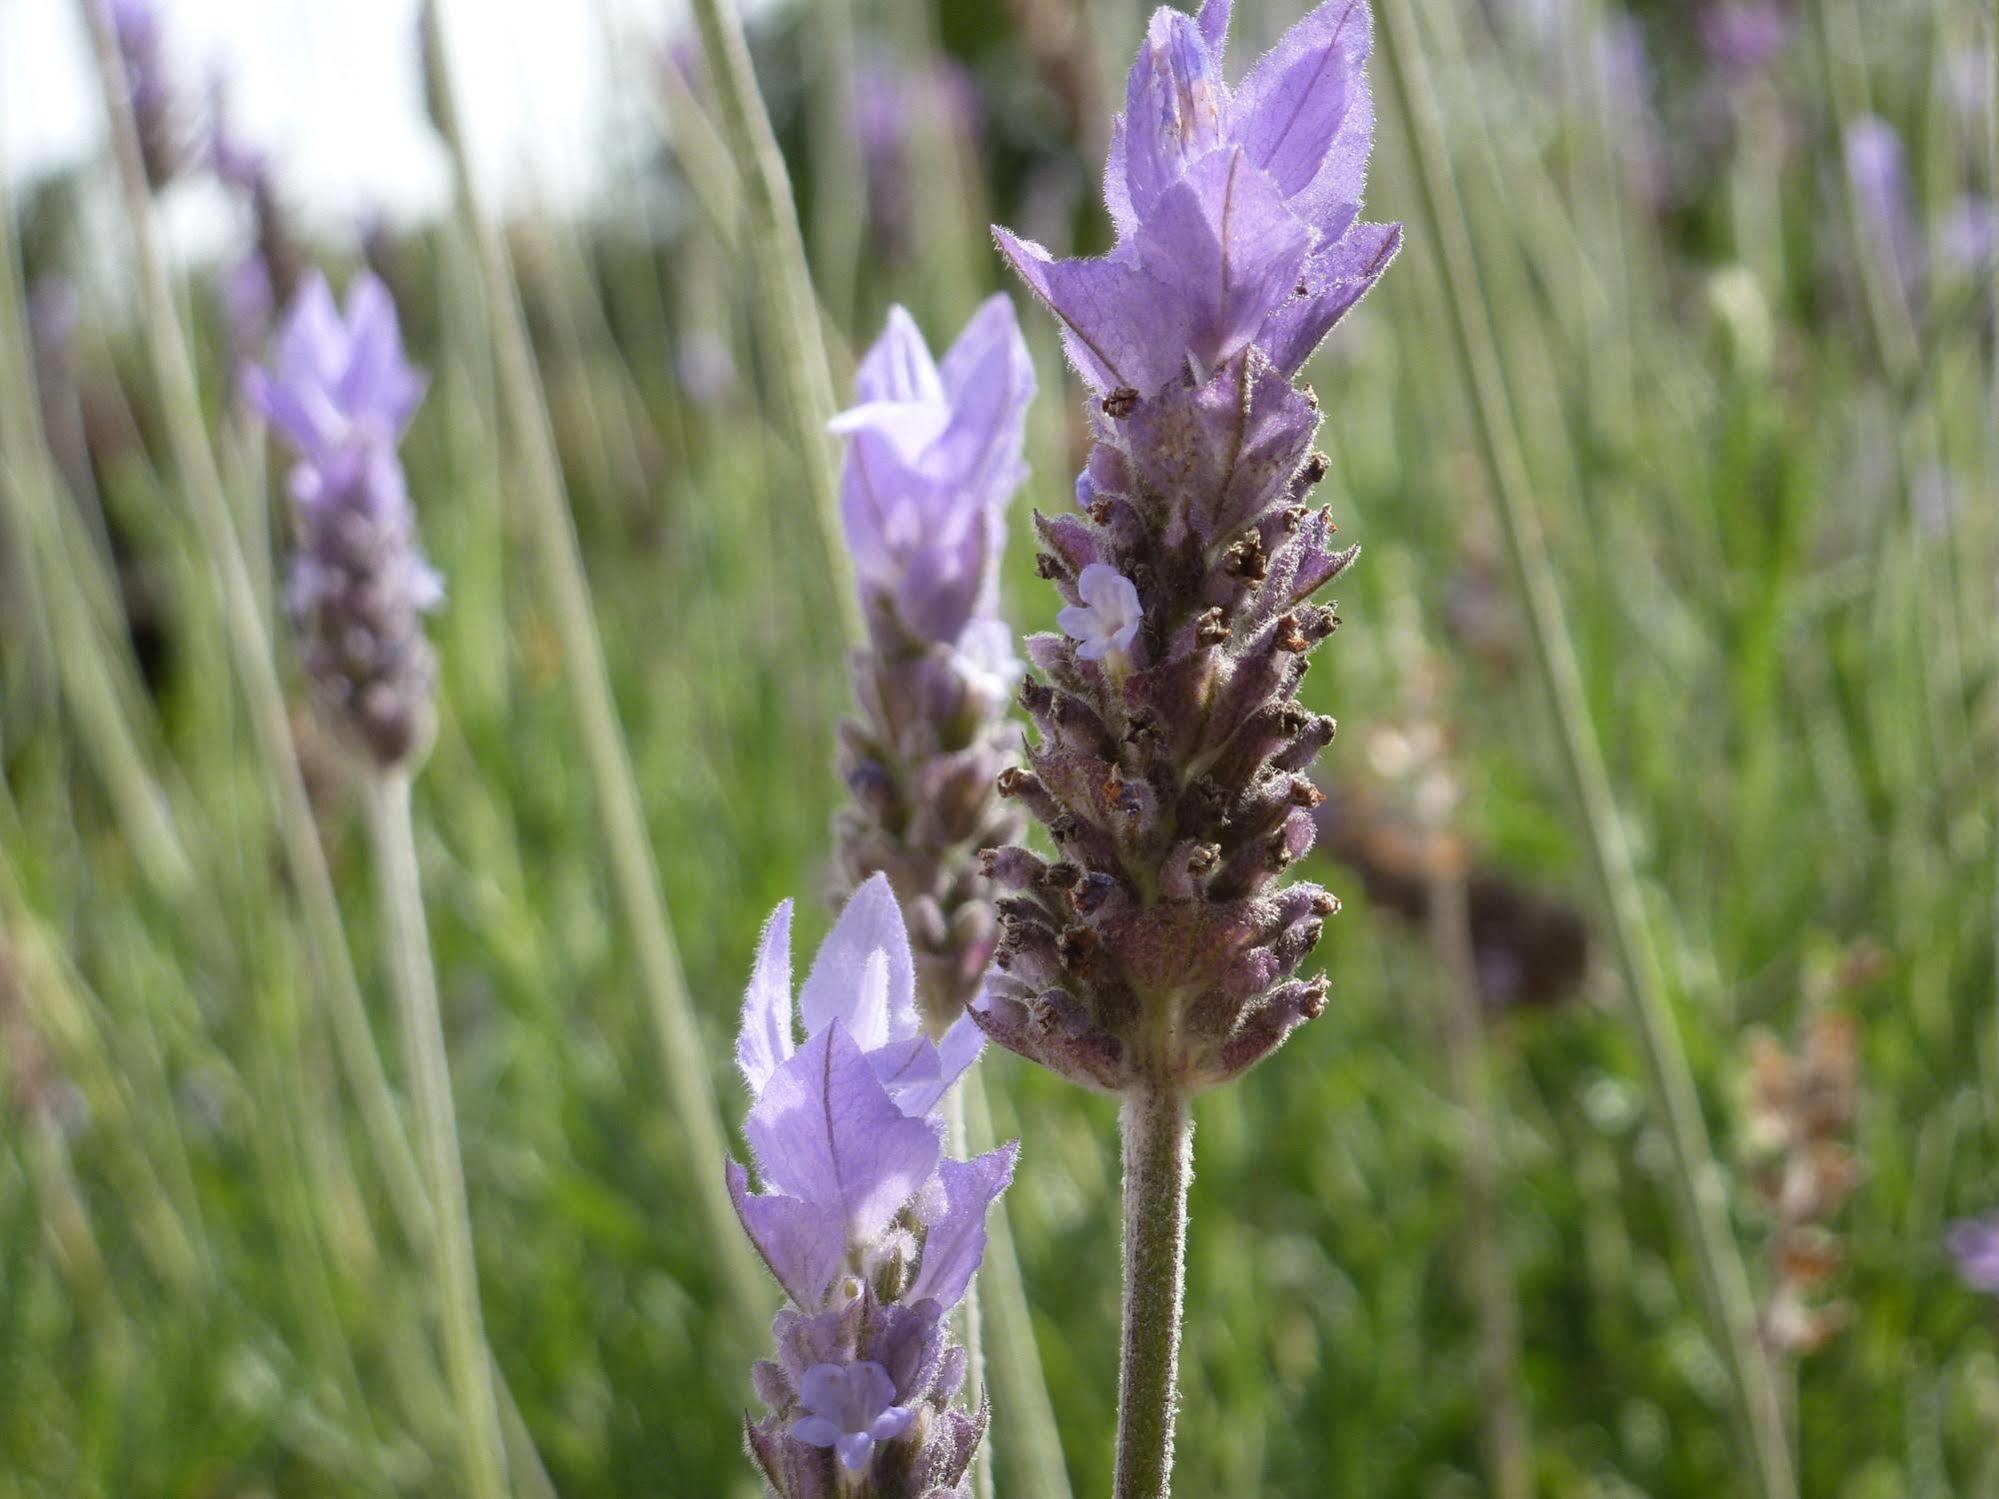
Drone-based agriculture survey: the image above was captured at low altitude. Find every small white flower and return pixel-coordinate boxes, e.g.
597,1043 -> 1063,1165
1057,563 -> 1143,661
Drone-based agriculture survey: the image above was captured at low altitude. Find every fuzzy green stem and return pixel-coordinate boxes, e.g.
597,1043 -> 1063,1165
942,1086 -> 993,1499
683,0 -> 860,646
1114,1084 -> 1191,1499
420,0 -> 767,1333
366,775 -> 511,1499
1374,7 -> 1797,1498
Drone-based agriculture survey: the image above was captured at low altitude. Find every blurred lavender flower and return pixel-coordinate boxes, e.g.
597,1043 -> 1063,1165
830,300 -> 1035,1033
1940,195 -> 1997,276
1845,115 -> 1922,298
106,0 -> 182,190
729,876 -> 1012,1497
1949,1215 -> 1999,1295
244,273 -> 440,770
854,53 -> 984,262
982,0 -> 1397,1094
1699,2 -> 1790,78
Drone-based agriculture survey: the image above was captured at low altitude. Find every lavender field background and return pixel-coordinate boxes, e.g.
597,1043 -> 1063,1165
1,0 -> 1996,1495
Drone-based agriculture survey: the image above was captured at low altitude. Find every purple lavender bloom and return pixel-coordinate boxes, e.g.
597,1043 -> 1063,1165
1845,116 -> 1922,298
830,297 -> 1035,647
1699,2 -> 1790,78
728,878 -> 1013,1497
854,52 -> 984,262
1949,1215 -> 1999,1295
995,0 -> 1400,398
106,0 -> 182,189
245,273 -> 439,769
830,304 -> 1036,1035
1940,195 -> 1997,276
977,0 -> 1392,1095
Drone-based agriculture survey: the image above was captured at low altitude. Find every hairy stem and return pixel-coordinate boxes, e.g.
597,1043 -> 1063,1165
420,0 -> 767,1333
1375,7 -> 1797,1497
366,776 -> 511,1499
1114,1085 -> 1191,1499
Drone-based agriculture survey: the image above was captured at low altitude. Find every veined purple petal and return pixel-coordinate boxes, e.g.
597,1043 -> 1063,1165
799,874 -> 920,1046
854,305 -> 947,408
727,1159 -> 847,1308
1257,220 -> 1401,375
1234,0 -> 1371,200
1134,148 -> 1312,376
994,228 -> 1193,395
907,1144 -> 1018,1310
745,1024 -> 943,1245
885,1013 -> 985,1120
738,901 -> 797,1095
1123,8 -> 1228,220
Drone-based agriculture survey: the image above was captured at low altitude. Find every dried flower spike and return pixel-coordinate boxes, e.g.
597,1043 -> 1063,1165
830,299 -> 1036,1035
729,876 -> 1013,1497
983,0 -> 1399,1097
244,272 -> 439,771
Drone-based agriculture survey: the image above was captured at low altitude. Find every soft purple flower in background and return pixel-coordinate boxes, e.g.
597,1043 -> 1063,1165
1699,2 -> 1790,78
830,296 -> 1034,648
726,878 -> 1013,1496
1949,1215 -> 1999,1295
1845,115 -> 1922,297
220,253 -> 276,360
1940,196 -> 1997,276
106,0 -> 182,189
829,301 -> 1035,1041
245,272 -> 440,769
996,0 -> 1400,397
1057,563 -> 1143,662
853,51 -> 983,261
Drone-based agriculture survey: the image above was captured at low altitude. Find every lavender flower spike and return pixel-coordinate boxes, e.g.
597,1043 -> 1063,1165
1949,1214 -> 1999,1296
106,0 -> 182,189
984,0 -> 1398,1098
830,299 -> 1036,1034
728,879 -> 1015,1497
245,271 -> 440,769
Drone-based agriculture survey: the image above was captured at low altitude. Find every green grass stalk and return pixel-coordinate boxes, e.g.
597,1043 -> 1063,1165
365,773 -> 512,1499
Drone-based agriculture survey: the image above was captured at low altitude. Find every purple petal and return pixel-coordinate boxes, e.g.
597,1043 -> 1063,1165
1257,220 -> 1401,376
993,229 -> 1192,396
1122,9 -> 1228,221
727,1159 -> 847,1308
834,1433 -> 874,1470
907,1143 -> 1018,1310
745,1025 -> 943,1243
792,1414 -> 842,1449
853,305 -> 946,408
1197,0 -> 1233,62
1134,148 -> 1312,376
799,874 -> 919,1047
738,900 -> 796,1095
1233,0 -> 1372,204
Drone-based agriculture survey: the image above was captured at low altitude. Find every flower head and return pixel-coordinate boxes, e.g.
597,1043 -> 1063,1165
830,297 -> 1035,645
791,1362 -> 914,1470
1057,563 -> 1143,662
1699,2 -> 1790,77
1949,1215 -> 1999,1295
247,272 -> 439,769
107,0 -> 182,187
727,880 -> 1013,1495
995,0 -> 1400,396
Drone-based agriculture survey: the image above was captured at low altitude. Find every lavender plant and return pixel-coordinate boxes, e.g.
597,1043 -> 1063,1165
728,875 -> 1014,1497
243,272 -> 439,771
1949,1215 -> 1999,1296
106,0 -> 182,190
984,2 -> 1398,1491
829,298 -> 1035,1035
